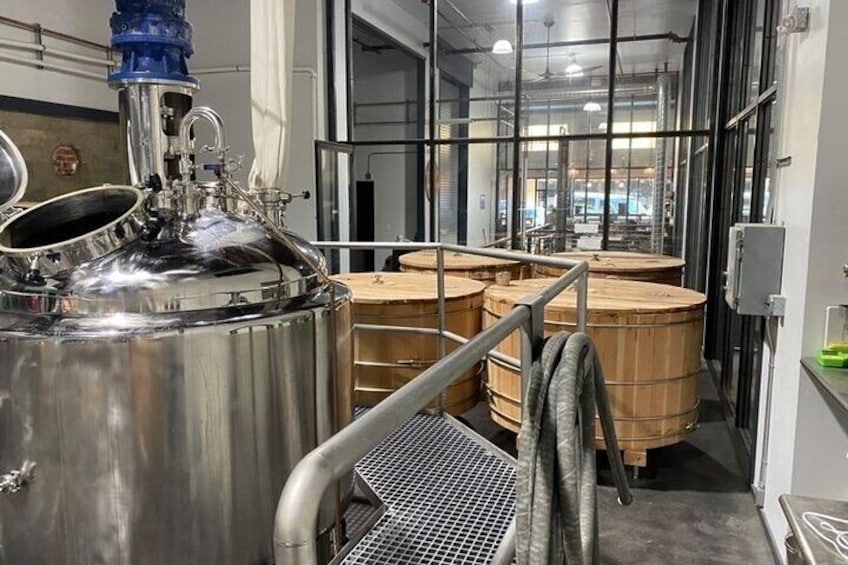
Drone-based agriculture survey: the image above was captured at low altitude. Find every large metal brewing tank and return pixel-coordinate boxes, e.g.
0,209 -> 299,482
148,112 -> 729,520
0,181 -> 353,563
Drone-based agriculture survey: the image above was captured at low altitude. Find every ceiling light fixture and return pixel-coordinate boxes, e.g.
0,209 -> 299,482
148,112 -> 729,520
508,0 -> 540,4
492,39 -> 514,54
583,102 -> 602,112
565,54 -> 583,77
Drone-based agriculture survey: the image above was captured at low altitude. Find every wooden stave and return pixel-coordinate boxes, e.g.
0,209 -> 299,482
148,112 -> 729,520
482,278 -> 705,450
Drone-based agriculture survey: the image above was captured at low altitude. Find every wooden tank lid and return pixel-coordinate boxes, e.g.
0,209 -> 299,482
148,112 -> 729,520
332,272 -> 486,304
399,249 -> 519,270
549,251 -> 684,273
485,278 -> 705,314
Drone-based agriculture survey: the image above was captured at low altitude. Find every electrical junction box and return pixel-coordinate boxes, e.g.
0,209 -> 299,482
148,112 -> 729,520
724,223 -> 785,316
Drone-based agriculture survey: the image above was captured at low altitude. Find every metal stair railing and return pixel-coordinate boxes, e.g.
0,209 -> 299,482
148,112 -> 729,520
272,242 -> 629,565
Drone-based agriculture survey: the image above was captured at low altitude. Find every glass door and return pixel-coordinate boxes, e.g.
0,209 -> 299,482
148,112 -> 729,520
315,140 -> 354,274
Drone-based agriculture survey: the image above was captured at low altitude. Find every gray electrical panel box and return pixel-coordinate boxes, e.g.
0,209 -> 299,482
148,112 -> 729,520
724,223 -> 785,316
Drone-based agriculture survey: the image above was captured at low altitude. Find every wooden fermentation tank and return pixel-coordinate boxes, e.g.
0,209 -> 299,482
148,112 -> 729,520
483,278 -> 706,466
333,272 -> 486,415
399,249 -> 525,285
534,251 -> 685,286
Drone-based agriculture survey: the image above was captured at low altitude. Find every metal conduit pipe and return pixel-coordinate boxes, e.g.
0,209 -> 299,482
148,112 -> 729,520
191,65 -> 251,75
652,72 -> 671,254
521,83 -> 657,101
0,14 -> 110,50
355,81 -> 660,107
0,38 -> 116,67
0,52 -> 105,81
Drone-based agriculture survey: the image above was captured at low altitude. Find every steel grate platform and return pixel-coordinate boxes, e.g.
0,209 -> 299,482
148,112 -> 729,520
341,409 -> 516,564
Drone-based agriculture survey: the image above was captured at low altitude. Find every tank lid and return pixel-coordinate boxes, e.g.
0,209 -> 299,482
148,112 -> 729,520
0,203 -> 330,327
0,129 -> 27,212
484,278 -> 706,314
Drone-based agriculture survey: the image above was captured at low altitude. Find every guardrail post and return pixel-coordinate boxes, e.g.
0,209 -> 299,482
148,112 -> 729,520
436,245 -> 447,413
515,296 -> 546,410
576,270 -> 588,333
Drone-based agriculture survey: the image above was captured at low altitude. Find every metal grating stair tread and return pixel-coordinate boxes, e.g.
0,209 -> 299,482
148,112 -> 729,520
343,410 -> 516,564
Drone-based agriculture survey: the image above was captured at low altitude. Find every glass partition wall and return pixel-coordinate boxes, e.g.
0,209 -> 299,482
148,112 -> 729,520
337,0 -> 713,261
703,0 -> 780,469
329,0 -> 783,482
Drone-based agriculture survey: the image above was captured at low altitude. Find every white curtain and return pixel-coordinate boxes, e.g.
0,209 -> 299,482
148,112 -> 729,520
248,0 -> 296,190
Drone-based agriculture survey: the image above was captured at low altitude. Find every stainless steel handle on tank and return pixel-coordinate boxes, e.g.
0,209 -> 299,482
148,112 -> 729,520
0,460 -> 36,494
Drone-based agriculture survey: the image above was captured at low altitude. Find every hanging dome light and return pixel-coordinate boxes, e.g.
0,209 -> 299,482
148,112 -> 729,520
565,54 -> 584,77
492,39 -> 514,54
583,101 -> 602,112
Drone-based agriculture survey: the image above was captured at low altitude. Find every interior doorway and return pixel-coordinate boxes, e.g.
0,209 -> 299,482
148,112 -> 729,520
350,19 -> 424,268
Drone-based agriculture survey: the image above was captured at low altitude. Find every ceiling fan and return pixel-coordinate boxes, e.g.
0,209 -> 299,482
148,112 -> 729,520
525,17 -> 603,83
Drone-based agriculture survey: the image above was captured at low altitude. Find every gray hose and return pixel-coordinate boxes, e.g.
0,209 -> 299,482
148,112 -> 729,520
514,332 -> 629,565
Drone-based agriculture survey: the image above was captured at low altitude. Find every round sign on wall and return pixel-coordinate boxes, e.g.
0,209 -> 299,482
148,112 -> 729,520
51,145 -> 81,176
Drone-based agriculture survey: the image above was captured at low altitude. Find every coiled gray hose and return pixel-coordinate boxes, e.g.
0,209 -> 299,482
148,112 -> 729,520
512,332 -> 631,565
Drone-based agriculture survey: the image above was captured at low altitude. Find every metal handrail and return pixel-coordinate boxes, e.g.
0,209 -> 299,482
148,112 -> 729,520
273,242 -> 591,564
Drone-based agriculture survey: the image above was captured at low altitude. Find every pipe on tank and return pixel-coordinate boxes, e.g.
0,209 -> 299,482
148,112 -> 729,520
651,73 -> 670,254
179,106 -> 228,180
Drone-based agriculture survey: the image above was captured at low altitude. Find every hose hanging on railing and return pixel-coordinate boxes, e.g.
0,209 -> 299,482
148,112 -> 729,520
514,332 -> 632,565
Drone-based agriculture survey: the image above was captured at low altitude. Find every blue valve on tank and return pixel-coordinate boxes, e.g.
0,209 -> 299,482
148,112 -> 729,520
108,0 -> 197,86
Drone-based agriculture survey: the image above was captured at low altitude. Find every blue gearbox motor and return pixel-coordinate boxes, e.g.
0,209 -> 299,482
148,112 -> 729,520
108,0 -> 197,86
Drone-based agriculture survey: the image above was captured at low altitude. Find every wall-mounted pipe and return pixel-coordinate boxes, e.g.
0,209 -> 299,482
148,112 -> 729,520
0,14 -> 110,51
652,72 -> 671,254
191,65 -> 320,78
364,151 -> 416,179
0,52 -> 105,81
0,37 -> 116,67
446,31 -> 689,56
191,65 -> 251,75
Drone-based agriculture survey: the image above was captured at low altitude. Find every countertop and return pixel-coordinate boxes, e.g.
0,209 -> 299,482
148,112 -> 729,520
780,494 -> 848,564
801,358 -> 848,416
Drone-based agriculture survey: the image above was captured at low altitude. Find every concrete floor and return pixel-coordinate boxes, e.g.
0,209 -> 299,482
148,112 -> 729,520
464,372 -> 778,565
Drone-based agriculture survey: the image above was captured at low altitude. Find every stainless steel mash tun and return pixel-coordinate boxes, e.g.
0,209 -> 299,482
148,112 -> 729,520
0,112 -> 354,563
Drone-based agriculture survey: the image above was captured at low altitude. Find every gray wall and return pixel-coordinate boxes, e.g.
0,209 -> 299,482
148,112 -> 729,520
758,0 -> 848,548
353,46 -> 420,264
0,1 -> 116,111
0,109 -> 127,202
